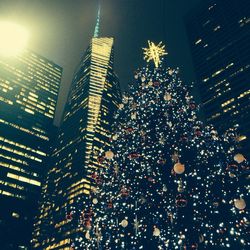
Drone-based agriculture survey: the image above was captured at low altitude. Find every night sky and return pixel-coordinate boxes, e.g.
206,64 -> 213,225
0,0 -> 201,126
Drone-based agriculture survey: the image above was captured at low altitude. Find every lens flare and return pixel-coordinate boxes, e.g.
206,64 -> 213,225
0,21 -> 29,56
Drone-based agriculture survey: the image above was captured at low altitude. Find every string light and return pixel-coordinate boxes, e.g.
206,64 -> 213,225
66,42 -> 249,250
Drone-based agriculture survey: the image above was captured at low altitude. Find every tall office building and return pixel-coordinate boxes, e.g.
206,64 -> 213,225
185,0 -> 250,154
32,35 -> 121,249
0,51 -> 62,248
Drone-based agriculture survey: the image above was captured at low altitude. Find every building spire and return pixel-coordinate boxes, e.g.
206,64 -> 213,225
94,1 -> 101,38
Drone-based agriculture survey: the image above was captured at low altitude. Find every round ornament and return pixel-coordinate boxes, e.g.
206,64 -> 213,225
153,81 -> 160,87
174,163 -> 185,174
112,134 -> 118,141
153,227 -> 160,236
85,220 -> 92,230
105,150 -> 114,160
234,153 -> 245,164
176,194 -> 188,207
148,81 -> 153,86
168,69 -> 174,75
121,219 -> 128,228
164,93 -> 172,101
119,103 -> 124,109
92,198 -> 98,204
234,198 -> 246,210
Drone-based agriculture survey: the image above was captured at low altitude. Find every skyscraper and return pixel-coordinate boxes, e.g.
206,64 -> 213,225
0,50 -> 62,248
32,19 -> 121,250
185,0 -> 250,154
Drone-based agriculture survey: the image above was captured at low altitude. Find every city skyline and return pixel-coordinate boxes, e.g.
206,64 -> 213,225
0,0 -> 201,125
0,0 -> 249,249
0,49 -> 62,249
32,36 -> 121,249
185,0 -> 250,155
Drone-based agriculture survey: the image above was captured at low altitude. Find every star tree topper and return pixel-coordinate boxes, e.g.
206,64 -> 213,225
143,40 -> 168,68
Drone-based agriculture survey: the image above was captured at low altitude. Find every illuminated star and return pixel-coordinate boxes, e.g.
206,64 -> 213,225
143,41 -> 168,68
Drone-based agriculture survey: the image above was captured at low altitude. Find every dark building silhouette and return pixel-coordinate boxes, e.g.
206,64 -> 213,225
32,36 -> 121,249
185,0 -> 250,154
0,50 -> 62,249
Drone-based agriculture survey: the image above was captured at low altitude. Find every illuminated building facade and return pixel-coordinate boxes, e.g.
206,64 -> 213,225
185,0 -> 250,154
32,37 -> 120,249
0,51 -> 62,249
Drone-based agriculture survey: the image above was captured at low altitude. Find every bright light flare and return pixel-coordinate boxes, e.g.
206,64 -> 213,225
0,21 -> 29,57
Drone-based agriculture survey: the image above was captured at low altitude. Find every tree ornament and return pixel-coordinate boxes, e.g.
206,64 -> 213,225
85,220 -> 92,230
158,158 -> 166,165
226,164 -> 238,177
153,226 -> 161,236
91,172 -> 102,185
189,103 -> 196,110
125,127 -> 134,133
212,201 -> 220,208
107,200 -> 113,208
143,40 -> 167,68
131,112 -> 137,120
131,102 -> 137,109
177,184 -> 184,193
105,150 -> 114,160
171,152 -> 179,163
176,194 -> 188,207
128,152 -> 140,159
174,163 -> 185,174
120,186 -> 130,197
153,81 -> 160,87
112,134 -> 118,141
92,198 -> 98,204
147,81 -> 153,87
66,211 -> 73,221
119,103 -> 124,109
164,93 -> 172,101
168,69 -> 174,75
195,129 -> 202,137
123,95 -> 129,104
234,198 -> 246,210
234,153 -> 245,164
113,164 -> 119,175
190,243 -> 198,249
141,76 -> 146,82
139,196 -> 146,204
163,184 -> 167,192
97,155 -> 105,163
168,213 -> 174,224
199,234 -> 205,243
85,231 -> 91,240
120,219 -> 128,228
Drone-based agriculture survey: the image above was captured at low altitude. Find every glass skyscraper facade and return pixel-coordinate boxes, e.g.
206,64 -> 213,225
185,0 -> 250,154
32,37 -> 120,249
0,50 -> 62,248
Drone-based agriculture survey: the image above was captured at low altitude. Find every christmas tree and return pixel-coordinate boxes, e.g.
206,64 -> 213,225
70,41 -> 249,250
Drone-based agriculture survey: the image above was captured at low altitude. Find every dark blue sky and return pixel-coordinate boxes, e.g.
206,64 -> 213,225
0,0 -> 201,125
